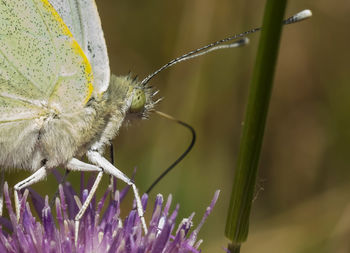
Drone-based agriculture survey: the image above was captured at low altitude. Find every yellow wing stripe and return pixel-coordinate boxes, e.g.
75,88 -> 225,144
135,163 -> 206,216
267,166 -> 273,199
85,82 -> 94,104
40,0 -> 94,105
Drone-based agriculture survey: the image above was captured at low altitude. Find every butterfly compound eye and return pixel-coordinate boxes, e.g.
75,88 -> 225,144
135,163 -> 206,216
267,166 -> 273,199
130,88 -> 146,113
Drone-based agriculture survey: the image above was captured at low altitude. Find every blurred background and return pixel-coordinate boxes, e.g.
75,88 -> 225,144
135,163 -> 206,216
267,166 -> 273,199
6,0 -> 350,252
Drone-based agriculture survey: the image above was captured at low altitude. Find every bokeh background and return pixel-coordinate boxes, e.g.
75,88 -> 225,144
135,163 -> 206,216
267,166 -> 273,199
5,0 -> 350,252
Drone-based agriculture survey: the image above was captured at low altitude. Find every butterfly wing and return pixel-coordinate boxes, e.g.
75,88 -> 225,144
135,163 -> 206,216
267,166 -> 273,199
49,0 -> 110,94
0,0 -> 93,123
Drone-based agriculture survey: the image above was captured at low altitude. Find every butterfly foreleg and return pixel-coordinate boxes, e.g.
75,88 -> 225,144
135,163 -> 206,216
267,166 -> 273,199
14,166 -> 48,222
86,150 -> 148,234
66,158 -> 103,246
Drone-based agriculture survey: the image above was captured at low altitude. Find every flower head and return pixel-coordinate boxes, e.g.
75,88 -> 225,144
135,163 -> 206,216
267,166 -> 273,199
0,176 -> 219,253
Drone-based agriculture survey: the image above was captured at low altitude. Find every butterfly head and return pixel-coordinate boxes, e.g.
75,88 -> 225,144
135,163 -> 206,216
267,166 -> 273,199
106,74 -> 159,122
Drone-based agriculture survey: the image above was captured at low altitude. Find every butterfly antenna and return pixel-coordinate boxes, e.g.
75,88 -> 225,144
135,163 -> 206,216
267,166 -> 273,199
140,38 -> 248,87
140,9 -> 312,86
145,111 -> 196,194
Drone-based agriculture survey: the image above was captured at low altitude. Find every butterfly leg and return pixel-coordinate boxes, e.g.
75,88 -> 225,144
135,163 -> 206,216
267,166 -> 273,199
66,158 -> 103,246
87,150 -> 148,234
14,166 -> 47,222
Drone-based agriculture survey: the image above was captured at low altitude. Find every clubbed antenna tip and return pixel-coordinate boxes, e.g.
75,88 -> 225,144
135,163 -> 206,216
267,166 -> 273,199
284,9 -> 312,25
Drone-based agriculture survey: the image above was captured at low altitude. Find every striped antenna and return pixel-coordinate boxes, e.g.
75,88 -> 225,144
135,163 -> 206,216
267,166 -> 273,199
140,9 -> 312,86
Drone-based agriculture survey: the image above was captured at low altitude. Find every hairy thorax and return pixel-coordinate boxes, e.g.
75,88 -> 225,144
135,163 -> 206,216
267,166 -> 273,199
0,75 -> 155,172
0,98 -> 102,171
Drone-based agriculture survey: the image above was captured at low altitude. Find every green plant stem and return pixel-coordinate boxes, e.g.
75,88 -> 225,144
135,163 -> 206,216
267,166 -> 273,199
228,243 -> 241,253
225,0 -> 287,250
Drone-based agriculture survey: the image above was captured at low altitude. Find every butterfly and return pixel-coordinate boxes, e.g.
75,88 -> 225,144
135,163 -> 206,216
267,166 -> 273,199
0,0 -> 312,245
0,0 -> 156,244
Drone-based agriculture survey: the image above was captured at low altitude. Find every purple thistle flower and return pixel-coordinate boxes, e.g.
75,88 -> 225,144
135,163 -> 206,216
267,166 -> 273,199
0,177 -> 219,253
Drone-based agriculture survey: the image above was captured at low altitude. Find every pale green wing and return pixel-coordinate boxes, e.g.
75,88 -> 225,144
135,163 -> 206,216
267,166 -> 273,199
0,0 -> 93,122
49,0 -> 110,94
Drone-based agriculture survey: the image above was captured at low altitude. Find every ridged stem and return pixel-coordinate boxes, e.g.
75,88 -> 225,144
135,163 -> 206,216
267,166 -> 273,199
225,0 -> 288,250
